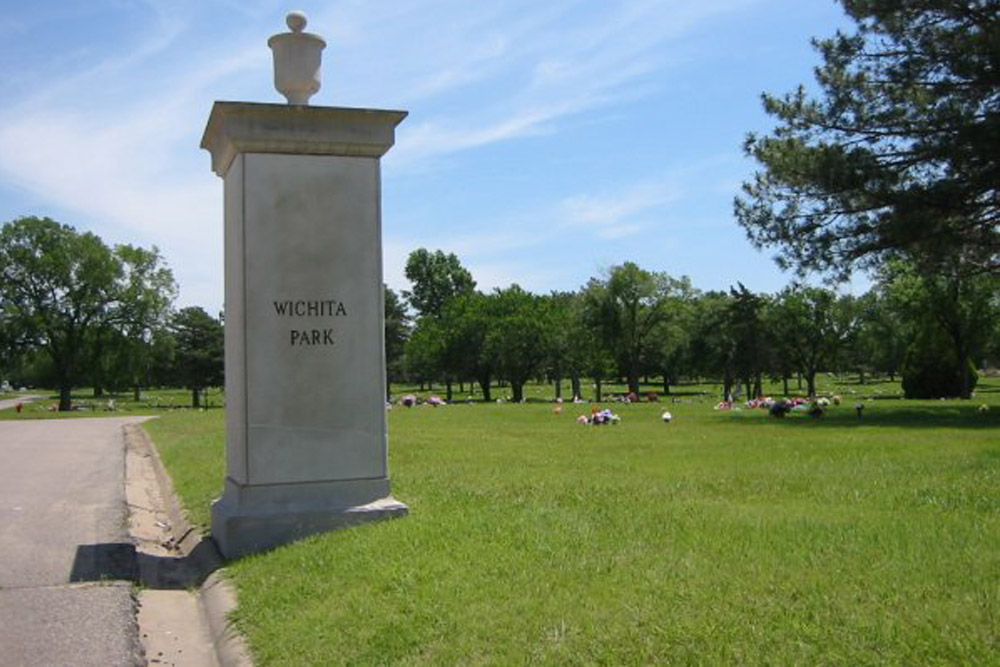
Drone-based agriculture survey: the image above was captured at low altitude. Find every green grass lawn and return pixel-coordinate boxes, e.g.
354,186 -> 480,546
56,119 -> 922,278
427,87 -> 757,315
0,387 -> 224,420
140,378 -> 1000,665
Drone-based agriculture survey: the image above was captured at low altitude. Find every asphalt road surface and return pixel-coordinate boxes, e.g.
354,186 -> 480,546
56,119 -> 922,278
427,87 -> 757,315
0,417 -> 150,666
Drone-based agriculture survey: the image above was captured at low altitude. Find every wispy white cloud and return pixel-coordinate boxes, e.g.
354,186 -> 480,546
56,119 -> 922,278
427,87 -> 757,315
0,0 -> 766,310
360,0 -> 761,166
560,177 -> 683,239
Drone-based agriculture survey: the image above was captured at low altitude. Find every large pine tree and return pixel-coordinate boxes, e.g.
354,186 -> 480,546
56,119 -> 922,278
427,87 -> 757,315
736,0 -> 999,278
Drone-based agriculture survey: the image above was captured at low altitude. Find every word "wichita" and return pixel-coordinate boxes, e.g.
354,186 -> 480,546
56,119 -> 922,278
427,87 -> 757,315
273,299 -> 348,317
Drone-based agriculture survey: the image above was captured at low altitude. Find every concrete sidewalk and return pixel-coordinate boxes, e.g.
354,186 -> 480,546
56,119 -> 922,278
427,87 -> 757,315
0,418 -> 149,666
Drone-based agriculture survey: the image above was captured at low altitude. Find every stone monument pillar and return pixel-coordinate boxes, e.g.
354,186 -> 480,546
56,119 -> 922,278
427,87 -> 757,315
201,12 -> 408,559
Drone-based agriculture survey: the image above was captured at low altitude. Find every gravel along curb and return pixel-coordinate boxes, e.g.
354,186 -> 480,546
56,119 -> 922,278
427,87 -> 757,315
124,423 -> 252,667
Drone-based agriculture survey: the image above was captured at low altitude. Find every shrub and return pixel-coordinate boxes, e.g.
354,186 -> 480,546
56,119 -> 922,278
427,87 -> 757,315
901,325 -> 978,399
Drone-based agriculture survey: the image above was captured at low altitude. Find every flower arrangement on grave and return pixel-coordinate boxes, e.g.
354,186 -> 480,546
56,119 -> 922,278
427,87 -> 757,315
769,400 -> 792,418
579,406 -> 620,425
401,395 -> 416,408
426,395 -> 445,406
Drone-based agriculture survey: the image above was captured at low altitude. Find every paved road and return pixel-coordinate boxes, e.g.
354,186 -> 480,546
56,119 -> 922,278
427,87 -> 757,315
0,418 -> 150,666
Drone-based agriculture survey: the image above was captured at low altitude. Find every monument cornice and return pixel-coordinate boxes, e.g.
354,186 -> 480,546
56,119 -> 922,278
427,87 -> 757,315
201,101 -> 408,177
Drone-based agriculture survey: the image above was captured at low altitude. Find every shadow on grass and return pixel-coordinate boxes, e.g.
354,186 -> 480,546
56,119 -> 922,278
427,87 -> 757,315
728,406 -> 1000,430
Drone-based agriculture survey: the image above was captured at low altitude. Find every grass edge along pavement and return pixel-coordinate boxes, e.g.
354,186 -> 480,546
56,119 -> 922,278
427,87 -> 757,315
142,380 -> 1000,665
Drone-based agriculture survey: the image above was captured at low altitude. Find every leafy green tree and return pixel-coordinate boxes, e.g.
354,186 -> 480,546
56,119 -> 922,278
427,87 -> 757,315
484,285 -> 551,403
384,286 -> 410,398
403,249 -> 477,398
544,291 -> 578,400
1,217 -> 123,410
688,291 -> 739,400
545,290 -> 608,401
757,295 -> 795,395
170,307 -> 224,408
727,284 -> 769,399
736,1 -> 1000,278
645,277 -> 697,396
404,318 -> 444,392
901,322 -> 978,399
583,262 -> 677,394
440,292 -> 496,400
0,306 -> 30,388
852,288 -> 909,382
403,248 -> 476,319
102,244 -> 176,400
880,260 -> 997,398
769,286 -> 857,397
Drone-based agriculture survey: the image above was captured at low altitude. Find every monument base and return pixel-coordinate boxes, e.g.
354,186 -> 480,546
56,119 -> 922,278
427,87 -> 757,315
210,477 -> 408,559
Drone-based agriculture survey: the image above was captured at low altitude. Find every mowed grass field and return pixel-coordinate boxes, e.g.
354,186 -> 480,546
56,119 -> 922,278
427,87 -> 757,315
139,378 -> 1000,665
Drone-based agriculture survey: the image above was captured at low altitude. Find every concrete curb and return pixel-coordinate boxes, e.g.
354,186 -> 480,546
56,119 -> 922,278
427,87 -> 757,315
125,424 -> 253,667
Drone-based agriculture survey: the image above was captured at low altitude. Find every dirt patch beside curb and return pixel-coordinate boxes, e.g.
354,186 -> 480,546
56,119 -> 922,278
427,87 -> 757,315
124,423 -> 252,666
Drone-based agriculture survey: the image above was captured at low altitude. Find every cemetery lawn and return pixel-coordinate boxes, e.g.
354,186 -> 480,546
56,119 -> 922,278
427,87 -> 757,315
144,383 -> 1000,665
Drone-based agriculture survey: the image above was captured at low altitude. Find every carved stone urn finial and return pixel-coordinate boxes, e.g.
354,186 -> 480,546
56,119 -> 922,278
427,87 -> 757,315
268,11 -> 326,105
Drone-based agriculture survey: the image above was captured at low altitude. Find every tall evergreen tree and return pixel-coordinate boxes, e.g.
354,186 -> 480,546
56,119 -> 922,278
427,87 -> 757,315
736,1 -> 1000,278
171,307 -> 224,408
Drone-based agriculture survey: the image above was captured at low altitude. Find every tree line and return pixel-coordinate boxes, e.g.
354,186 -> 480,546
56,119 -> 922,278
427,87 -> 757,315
3,2 -> 996,408
2,226 -> 997,411
386,250 -> 1000,403
0,216 -> 222,410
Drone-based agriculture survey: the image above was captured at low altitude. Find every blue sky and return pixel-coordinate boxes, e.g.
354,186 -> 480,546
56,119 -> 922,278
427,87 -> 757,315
0,1 -> 852,313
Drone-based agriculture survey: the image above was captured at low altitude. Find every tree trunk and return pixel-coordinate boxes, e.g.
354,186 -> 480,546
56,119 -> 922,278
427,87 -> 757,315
627,372 -> 639,395
753,373 -> 762,399
806,372 -> 816,398
952,332 -> 972,399
782,374 -> 789,396
58,383 -> 73,412
554,377 -> 562,400
478,376 -> 492,402
511,381 -> 525,403
570,372 -> 582,401
662,374 -> 670,396
445,379 -> 453,402
595,376 -> 603,403
93,385 -> 104,398
133,385 -> 141,402
459,381 -> 464,393
797,372 -> 803,389
859,369 -> 866,385
191,387 -> 201,408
